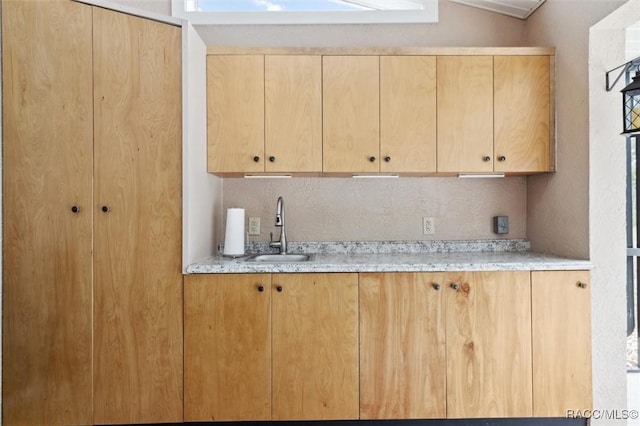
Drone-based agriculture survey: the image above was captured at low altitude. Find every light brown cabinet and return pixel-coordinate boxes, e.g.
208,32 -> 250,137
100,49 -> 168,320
184,273 -> 359,421
184,274 -> 272,421
438,55 -> 551,173
323,55 -> 438,174
531,270 -> 592,417
359,273 -> 446,419
3,2 -> 183,424
323,55 -> 380,173
359,271 -> 532,419
444,271 -> 532,418
2,1 -> 94,424
207,49 -> 553,176
208,55 -> 322,174
437,56 -> 495,173
494,55 -> 551,173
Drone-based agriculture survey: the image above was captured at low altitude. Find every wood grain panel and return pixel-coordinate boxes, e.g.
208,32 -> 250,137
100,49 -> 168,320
380,56 -> 437,173
494,56 -> 550,172
323,56 -> 380,173
437,56 -> 494,173
184,274 -> 271,421
2,1 -> 94,424
208,55 -> 265,173
445,271 -> 532,418
265,55 -> 322,172
532,271 -> 592,417
93,9 -> 183,424
359,273 -> 446,419
272,273 -> 359,420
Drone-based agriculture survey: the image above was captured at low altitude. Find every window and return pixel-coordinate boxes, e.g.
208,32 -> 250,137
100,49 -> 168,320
171,0 -> 438,24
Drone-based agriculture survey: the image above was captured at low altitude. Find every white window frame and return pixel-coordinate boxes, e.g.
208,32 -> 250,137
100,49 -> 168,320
171,0 -> 438,25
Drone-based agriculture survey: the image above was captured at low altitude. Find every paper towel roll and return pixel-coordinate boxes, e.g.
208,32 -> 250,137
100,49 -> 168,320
223,208 -> 245,257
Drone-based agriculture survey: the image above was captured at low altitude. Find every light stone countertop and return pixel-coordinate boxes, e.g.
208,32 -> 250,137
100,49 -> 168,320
185,240 -> 592,274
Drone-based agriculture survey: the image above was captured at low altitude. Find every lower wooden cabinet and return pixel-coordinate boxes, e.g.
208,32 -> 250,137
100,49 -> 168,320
359,272 -> 446,419
360,271 -> 532,419
531,270 -> 592,417
184,274 -> 272,421
185,270 -> 591,421
184,273 -> 359,421
444,271 -> 532,418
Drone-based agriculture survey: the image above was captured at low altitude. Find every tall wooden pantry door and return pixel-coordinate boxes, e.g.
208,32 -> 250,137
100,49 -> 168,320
2,1 -> 94,424
92,8 -> 183,424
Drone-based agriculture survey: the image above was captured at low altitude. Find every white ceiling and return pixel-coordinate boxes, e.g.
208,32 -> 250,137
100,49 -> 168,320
448,0 -> 546,19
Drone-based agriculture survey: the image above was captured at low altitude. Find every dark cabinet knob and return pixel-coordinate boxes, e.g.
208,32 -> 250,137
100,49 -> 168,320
71,205 -> 80,213
483,156 -> 491,162
101,206 -> 110,213
577,282 -> 588,289
253,156 -> 260,163
432,283 -> 441,291
451,283 -> 460,291
369,156 -> 376,162
257,285 -> 265,292
384,156 -> 391,162
498,156 -> 506,162
276,286 -> 283,292
269,156 -> 276,162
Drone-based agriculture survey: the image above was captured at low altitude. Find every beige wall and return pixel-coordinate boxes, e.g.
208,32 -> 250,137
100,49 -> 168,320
225,177 -> 527,242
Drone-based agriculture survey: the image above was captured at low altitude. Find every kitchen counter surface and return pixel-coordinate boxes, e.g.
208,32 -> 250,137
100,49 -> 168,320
186,240 -> 591,274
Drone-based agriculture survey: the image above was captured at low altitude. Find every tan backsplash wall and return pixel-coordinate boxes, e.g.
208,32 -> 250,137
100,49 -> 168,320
222,177 -> 526,243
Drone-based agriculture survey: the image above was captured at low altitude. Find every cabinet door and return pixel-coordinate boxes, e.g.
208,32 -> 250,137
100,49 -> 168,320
2,1 -> 94,424
445,271 -> 532,418
323,56 -> 380,173
265,55 -> 322,173
208,55 -> 264,173
184,274 -> 272,421
359,273 -> 446,419
494,56 -> 550,173
272,273 -> 359,420
437,56 -> 494,173
380,56 -> 437,173
532,271 -> 592,417
93,9 -> 183,424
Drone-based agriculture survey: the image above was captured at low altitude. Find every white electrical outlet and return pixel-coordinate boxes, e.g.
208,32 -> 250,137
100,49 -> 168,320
248,217 -> 261,236
423,217 -> 435,235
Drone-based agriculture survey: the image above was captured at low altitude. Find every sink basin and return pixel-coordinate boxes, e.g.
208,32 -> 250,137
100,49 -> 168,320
245,253 -> 314,263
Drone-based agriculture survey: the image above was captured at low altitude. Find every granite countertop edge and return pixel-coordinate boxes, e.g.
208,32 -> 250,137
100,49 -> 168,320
186,240 -> 592,274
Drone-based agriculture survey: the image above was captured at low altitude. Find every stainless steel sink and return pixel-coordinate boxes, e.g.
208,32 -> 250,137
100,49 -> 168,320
244,253 -> 314,263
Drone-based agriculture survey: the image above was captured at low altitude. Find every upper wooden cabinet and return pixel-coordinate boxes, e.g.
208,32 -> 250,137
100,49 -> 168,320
494,56 -> 551,173
207,47 -> 554,176
531,270 -> 592,417
323,56 -> 380,173
438,55 -> 552,173
380,56 -> 437,173
437,56 -> 495,173
207,55 -> 265,173
208,54 -> 322,174
266,55 -> 323,172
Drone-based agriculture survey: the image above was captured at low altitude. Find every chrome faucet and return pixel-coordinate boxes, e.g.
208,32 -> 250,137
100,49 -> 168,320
269,196 -> 287,254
